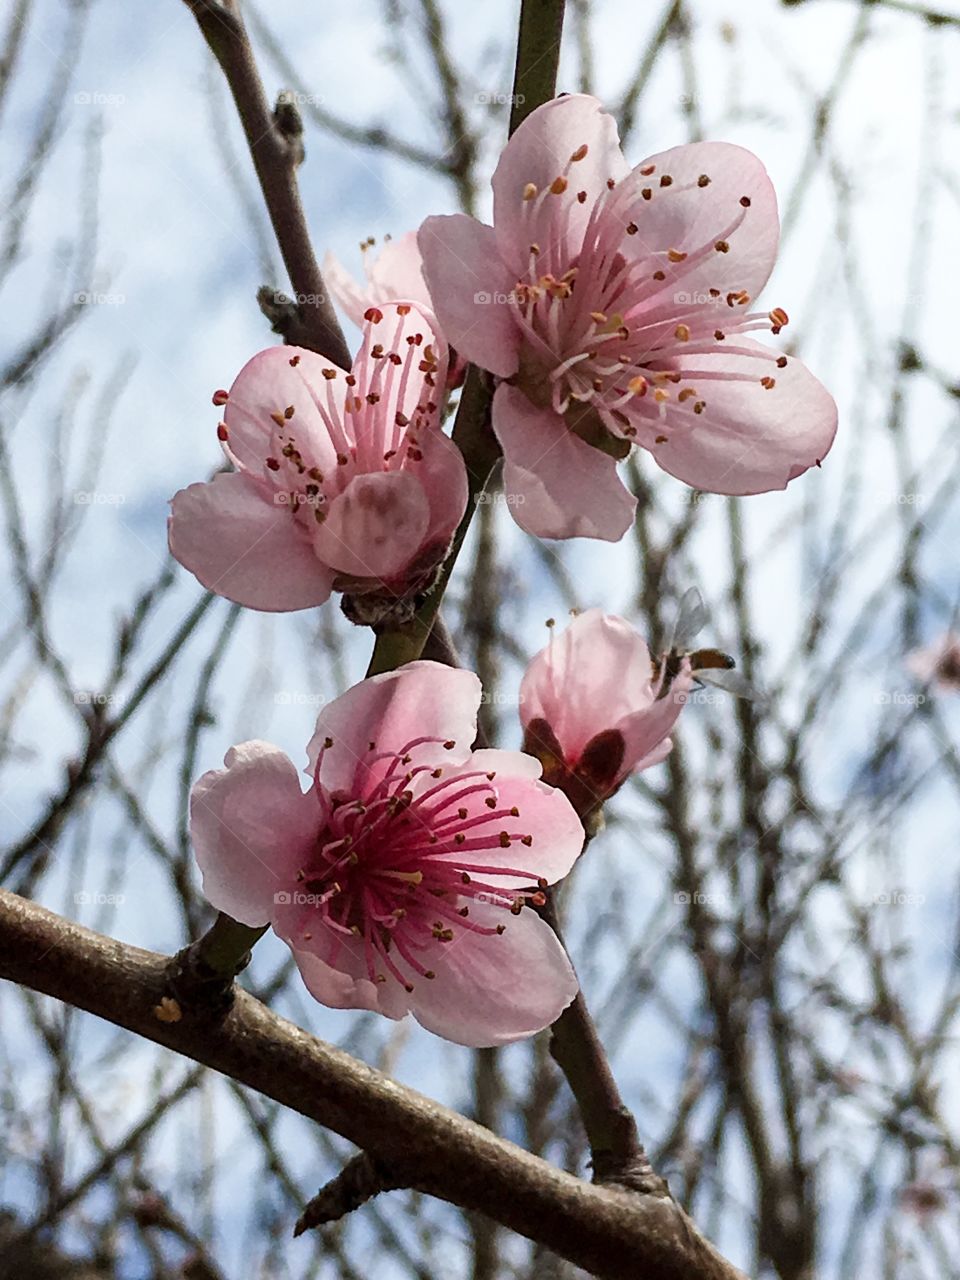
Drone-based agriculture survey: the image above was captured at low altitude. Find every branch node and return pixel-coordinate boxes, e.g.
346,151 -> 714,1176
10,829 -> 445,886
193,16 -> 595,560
273,90 -> 306,164
162,939 -> 248,1021
294,1152 -> 404,1236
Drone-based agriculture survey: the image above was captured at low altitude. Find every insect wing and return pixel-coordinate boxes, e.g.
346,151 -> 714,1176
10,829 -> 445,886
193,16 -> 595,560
670,587 -> 709,652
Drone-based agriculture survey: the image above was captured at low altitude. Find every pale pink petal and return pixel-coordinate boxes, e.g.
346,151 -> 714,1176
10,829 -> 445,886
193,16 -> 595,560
647,341 -> 837,494
305,661 -> 480,791
223,346 -> 344,479
312,470 -> 430,579
409,908 -> 578,1047
289,941 -> 412,1019
169,471 -> 334,611
618,141 -> 779,302
413,422 -> 469,550
190,741 -> 318,926
421,748 -> 584,888
418,214 -> 520,378
520,611 -> 656,759
322,249 -> 370,328
367,231 -> 432,309
492,94 -> 629,271
493,383 -> 636,541
617,678 -> 691,779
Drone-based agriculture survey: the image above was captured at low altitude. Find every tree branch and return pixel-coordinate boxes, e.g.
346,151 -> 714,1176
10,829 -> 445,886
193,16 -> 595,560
0,888 -> 745,1280
182,0 -> 351,368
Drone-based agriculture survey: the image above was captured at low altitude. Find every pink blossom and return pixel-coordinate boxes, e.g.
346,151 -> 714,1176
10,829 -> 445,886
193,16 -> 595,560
190,661 -> 582,1047
323,232 -> 435,330
324,232 -> 467,389
418,94 -> 837,541
519,610 -> 692,817
168,303 -> 466,612
905,633 -> 960,692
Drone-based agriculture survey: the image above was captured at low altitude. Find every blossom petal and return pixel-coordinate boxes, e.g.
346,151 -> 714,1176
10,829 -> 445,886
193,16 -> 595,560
620,141 -> 779,301
169,471 -> 334,611
414,422 -> 469,550
421,748 -> 584,888
367,231 -> 433,309
409,908 -> 578,1047
190,741 -> 318,926
646,341 -> 838,494
305,661 -> 481,792
418,214 -> 520,378
493,383 -> 636,541
289,941 -> 412,1019
617,677 -> 691,780
519,611 -> 656,761
313,470 -> 430,579
322,250 -> 370,328
223,345 -> 345,479
492,94 -> 629,272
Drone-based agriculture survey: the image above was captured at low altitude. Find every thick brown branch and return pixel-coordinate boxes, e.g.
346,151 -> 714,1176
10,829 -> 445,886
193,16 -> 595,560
0,889 -> 745,1280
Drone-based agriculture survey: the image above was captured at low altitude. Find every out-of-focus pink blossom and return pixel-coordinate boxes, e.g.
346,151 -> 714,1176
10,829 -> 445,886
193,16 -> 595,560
168,303 -> 466,613
905,633 -> 960,692
519,610 -> 692,817
190,662 -> 583,1047
324,232 -> 434,329
419,94 -> 837,542
324,232 -> 466,387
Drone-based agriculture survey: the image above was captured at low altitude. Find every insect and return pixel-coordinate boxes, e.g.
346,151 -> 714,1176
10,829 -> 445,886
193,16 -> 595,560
653,587 -> 763,701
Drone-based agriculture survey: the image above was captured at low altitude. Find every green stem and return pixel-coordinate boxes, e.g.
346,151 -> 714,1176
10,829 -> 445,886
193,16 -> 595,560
509,0 -> 567,134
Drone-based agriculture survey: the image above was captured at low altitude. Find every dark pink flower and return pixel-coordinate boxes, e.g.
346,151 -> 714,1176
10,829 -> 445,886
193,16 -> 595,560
190,662 -> 582,1047
169,303 -> 466,611
519,610 -> 691,816
419,94 -> 837,541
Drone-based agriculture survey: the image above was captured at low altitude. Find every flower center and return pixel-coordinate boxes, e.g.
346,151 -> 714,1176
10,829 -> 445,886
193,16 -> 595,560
290,737 -> 546,993
508,146 -> 791,452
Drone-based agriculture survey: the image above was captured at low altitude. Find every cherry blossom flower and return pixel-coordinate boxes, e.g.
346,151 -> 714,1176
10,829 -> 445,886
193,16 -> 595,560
190,661 -> 582,1047
168,302 -> 466,614
906,633 -> 960,692
519,610 -> 692,817
418,94 -> 837,541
